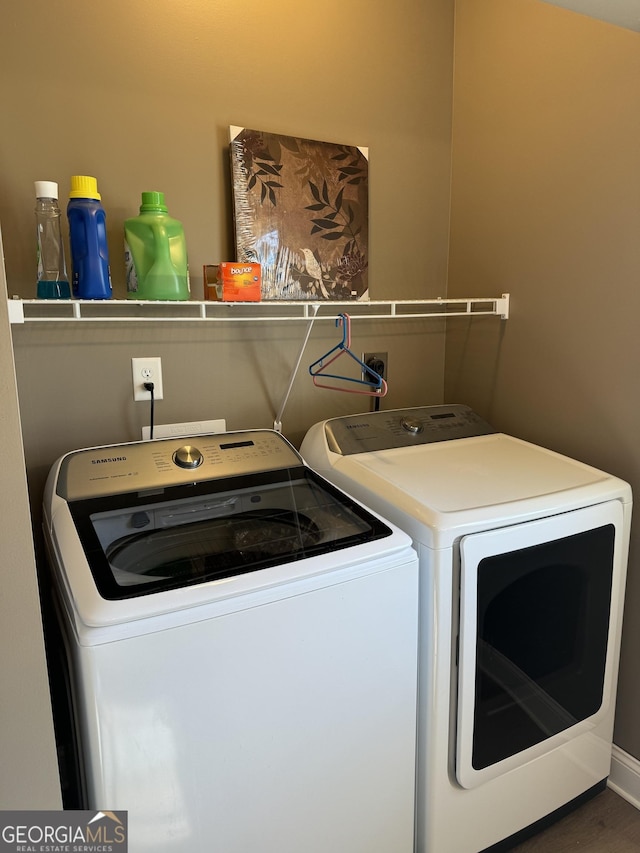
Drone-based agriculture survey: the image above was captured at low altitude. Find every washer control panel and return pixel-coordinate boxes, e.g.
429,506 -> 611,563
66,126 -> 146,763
324,405 -> 496,456
57,430 -> 303,500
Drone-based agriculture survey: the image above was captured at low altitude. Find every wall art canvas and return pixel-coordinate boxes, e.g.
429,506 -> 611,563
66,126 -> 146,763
230,126 -> 369,300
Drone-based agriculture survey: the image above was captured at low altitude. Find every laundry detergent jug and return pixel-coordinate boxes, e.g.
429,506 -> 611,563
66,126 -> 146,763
124,191 -> 189,300
67,175 -> 112,299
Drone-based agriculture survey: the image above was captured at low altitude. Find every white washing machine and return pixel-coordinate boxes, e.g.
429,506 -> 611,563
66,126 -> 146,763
42,429 -> 419,853
300,405 -> 632,853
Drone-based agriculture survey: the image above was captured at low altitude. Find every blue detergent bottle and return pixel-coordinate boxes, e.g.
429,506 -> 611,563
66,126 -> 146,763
67,175 -> 112,299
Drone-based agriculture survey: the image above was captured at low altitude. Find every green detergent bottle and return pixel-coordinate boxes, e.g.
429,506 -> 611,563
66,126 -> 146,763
124,191 -> 190,300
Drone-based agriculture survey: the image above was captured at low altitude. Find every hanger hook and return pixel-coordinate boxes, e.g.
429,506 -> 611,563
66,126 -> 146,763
336,313 -> 351,348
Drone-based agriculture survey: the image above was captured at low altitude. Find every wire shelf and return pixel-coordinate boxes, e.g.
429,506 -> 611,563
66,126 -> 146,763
8,295 -> 509,324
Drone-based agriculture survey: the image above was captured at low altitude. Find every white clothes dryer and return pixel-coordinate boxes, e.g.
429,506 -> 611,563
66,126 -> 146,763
42,429 -> 419,853
300,405 -> 632,853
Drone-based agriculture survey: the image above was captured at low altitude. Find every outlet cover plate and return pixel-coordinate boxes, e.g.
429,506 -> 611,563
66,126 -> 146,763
142,419 -> 227,441
132,357 -> 164,401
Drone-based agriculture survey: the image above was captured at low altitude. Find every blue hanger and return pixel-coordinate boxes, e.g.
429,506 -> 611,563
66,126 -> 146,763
308,314 -> 388,396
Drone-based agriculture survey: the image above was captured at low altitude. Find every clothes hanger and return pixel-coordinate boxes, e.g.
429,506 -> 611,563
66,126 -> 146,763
308,314 -> 388,397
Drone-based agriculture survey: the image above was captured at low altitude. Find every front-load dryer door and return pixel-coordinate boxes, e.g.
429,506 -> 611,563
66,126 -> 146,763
456,499 -> 624,789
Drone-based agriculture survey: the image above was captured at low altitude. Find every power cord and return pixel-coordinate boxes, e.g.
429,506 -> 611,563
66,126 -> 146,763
144,381 -> 155,439
365,356 -> 385,412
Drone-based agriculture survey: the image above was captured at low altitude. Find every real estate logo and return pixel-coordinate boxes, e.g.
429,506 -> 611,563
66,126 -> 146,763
0,810 -> 127,852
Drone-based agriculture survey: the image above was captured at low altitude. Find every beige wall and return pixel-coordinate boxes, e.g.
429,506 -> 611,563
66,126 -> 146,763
4,0 -> 454,478
2,0 -> 453,301
5,0 -> 639,807
446,0 -> 640,756
1,0 -> 455,805
0,234 -> 61,807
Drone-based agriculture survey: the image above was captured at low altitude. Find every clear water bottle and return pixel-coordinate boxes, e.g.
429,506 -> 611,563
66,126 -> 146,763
35,180 -> 71,299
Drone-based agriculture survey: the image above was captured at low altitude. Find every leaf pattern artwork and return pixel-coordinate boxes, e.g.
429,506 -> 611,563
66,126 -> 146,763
230,127 -> 369,300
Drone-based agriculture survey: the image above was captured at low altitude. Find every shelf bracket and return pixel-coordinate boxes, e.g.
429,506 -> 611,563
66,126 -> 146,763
7,299 -> 24,324
495,293 -> 510,320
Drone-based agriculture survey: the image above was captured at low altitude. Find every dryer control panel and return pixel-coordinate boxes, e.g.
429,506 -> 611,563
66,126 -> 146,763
324,405 -> 496,456
57,430 -> 303,500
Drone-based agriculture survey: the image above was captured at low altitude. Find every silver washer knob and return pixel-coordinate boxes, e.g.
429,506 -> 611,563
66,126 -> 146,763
173,445 -> 203,469
400,417 -> 424,434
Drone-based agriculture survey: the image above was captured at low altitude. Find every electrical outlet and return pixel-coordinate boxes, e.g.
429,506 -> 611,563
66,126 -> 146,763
362,351 -> 388,383
132,357 -> 164,401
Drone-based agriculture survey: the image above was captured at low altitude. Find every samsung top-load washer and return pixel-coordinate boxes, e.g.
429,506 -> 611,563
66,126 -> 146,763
300,405 -> 632,853
42,429 -> 419,853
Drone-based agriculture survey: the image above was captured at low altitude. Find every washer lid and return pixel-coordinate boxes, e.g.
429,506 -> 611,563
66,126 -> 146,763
336,433 -> 611,515
67,466 -> 393,601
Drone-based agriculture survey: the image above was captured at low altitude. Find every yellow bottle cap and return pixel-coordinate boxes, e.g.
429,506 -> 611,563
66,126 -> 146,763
69,175 -> 101,200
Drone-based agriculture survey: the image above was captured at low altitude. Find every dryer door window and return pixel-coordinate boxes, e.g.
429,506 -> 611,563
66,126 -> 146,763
456,500 -> 623,790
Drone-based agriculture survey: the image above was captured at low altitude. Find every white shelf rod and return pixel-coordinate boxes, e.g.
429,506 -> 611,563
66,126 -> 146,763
8,294 -> 509,324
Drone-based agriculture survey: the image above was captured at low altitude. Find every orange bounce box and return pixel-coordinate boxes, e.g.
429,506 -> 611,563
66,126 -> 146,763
203,263 -> 261,301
